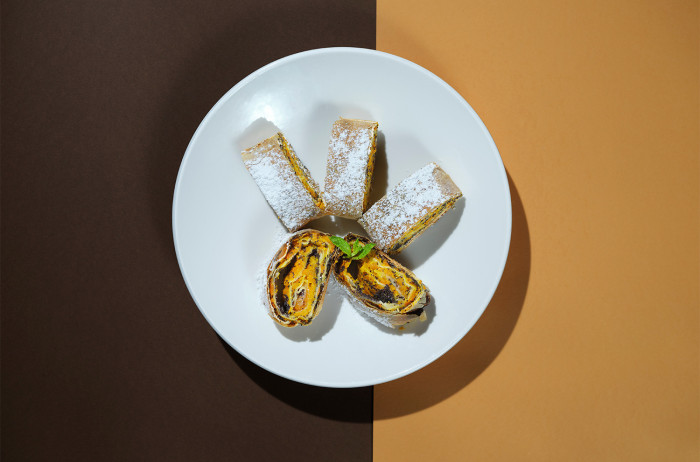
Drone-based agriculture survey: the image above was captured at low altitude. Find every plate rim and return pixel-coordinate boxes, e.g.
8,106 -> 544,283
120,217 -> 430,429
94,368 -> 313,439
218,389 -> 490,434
172,47 -> 512,388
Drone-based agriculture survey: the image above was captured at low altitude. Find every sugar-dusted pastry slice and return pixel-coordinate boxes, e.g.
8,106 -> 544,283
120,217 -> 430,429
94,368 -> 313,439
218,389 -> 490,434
358,163 -> 462,254
333,234 -> 430,328
266,230 -> 340,327
323,117 -> 378,218
242,133 -> 325,232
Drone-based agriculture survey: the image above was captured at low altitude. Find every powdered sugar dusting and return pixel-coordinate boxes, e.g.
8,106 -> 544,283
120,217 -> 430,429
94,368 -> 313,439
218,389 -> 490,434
359,163 -> 462,251
242,134 -> 323,231
324,118 -> 377,218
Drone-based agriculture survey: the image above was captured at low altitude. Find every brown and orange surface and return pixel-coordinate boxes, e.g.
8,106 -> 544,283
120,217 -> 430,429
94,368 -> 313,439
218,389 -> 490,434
2,1 -> 698,461
375,1 -> 699,460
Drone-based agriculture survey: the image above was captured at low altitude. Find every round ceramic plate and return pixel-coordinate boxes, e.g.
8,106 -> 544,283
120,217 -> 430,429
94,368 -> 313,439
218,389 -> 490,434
173,48 -> 511,388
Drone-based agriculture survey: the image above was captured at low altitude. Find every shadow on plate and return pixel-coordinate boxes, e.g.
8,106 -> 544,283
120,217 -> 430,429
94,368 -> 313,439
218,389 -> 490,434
308,215 -> 367,236
374,171 -> 531,419
367,130 -> 388,208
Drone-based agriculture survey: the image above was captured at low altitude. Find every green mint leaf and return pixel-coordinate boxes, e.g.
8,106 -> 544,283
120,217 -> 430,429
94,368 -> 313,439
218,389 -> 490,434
353,242 -> 375,260
329,236 -> 352,257
350,239 -> 362,257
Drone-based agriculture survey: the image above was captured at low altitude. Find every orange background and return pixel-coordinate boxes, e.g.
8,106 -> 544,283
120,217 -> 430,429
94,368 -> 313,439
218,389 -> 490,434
375,1 -> 699,460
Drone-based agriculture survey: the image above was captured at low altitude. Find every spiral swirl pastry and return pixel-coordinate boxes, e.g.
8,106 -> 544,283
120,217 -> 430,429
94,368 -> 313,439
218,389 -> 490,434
266,230 -> 339,327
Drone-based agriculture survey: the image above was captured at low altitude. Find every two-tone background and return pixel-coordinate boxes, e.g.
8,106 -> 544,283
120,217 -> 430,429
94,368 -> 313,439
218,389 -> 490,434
2,1 -> 698,460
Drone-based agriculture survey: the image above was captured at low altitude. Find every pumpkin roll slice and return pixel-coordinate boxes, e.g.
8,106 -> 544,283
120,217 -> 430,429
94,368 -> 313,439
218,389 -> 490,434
358,163 -> 462,254
242,133 -> 325,232
333,234 -> 430,328
266,230 -> 339,327
323,117 -> 378,218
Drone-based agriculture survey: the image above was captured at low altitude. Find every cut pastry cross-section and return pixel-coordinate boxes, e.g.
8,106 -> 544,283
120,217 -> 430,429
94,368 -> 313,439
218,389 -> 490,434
358,163 -> 462,254
333,234 -> 430,328
242,132 -> 325,232
266,230 -> 339,327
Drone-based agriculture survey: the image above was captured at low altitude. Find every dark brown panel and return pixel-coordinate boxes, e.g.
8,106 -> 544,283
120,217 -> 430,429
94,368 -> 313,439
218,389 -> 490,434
1,1 -> 375,460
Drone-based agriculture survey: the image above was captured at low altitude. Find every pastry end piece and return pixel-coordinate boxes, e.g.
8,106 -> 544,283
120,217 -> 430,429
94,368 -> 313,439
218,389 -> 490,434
242,133 -> 325,232
323,117 -> 379,219
358,163 -> 462,254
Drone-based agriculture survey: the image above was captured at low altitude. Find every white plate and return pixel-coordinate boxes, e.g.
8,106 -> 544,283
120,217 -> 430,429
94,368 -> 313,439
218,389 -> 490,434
173,48 -> 511,388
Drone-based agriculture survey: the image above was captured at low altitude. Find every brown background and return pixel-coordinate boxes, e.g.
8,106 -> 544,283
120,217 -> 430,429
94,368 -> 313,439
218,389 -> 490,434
1,1 -> 375,460
375,0 -> 699,460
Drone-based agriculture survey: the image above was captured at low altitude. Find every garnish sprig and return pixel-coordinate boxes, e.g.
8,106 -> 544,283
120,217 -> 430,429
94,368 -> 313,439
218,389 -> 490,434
330,236 -> 376,260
